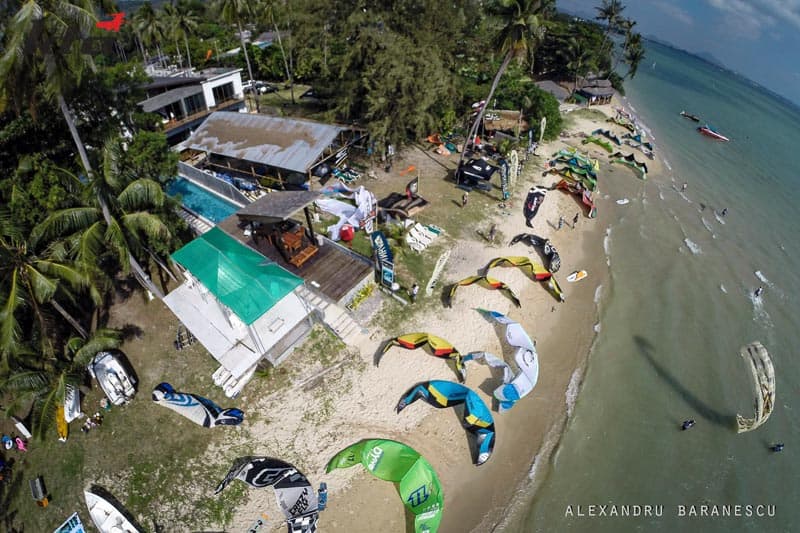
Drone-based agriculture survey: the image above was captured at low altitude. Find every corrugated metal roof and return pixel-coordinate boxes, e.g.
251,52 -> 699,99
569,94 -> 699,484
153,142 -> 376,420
535,80 -> 570,101
139,85 -> 204,113
186,112 -> 345,173
237,191 -> 322,223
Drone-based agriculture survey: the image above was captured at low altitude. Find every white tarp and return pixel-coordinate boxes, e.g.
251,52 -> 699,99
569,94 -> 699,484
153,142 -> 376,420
315,186 -> 376,240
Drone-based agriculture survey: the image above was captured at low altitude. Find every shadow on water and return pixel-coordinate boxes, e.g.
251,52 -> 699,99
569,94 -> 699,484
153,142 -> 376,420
633,335 -> 735,429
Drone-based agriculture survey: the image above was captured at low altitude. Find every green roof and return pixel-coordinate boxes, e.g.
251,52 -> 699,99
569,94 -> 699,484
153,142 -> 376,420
171,227 -> 303,325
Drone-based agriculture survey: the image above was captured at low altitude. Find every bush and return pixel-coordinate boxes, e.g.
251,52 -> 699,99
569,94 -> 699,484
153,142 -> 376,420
526,86 -> 563,141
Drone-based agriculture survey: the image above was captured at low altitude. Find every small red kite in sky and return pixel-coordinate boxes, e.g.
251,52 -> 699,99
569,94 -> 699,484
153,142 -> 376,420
96,13 -> 125,32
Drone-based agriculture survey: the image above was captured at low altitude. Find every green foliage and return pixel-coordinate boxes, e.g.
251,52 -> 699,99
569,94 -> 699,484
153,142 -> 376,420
526,86 -> 562,140
347,282 -> 375,311
123,131 -> 179,184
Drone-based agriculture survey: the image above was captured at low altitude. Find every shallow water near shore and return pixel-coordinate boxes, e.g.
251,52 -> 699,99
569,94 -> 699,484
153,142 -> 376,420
505,40 -> 800,532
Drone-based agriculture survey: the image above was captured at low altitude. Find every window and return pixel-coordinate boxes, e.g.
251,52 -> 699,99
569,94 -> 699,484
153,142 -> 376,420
212,82 -> 235,105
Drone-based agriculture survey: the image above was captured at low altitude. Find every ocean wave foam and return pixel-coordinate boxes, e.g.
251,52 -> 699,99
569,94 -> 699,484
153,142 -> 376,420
565,368 -> 583,419
663,158 -> 672,171
684,238 -> 702,255
701,217 -> 716,238
754,270 -> 770,285
594,284 -> 603,304
593,322 -> 601,333
720,284 -> 727,293
714,212 -> 726,225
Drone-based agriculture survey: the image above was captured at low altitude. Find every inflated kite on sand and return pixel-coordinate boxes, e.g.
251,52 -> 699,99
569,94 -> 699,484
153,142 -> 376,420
485,256 -> 564,302
326,439 -> 444,533
380,333 -> 466,381
463,309 -> 539,412
509,233 -> 562,273
556,179 -> 597,218
448,275 -> 521,308
151,382 -> 244,427
397,380 -> 496,465
736,341 -> 775,433
523,186 -> 548,227
215,456 -> 321,532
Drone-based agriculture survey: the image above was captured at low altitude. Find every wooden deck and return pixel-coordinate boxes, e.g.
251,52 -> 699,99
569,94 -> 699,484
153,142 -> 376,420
217,215 -> 374,303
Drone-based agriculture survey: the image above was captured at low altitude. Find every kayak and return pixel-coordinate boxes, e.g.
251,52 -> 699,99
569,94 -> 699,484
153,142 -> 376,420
697,125 -> 729,141
85,490 -> 141,533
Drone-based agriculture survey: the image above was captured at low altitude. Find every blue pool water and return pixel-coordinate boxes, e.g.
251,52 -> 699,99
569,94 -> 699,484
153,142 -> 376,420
166,177 -> 239,224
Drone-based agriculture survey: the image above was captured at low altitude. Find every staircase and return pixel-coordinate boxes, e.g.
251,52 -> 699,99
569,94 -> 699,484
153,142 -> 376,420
177,208 -> 213,234
296,285 -> 367,347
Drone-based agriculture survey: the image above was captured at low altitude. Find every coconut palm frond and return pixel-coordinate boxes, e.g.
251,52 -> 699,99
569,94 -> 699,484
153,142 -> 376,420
33,207 -> 102,245
122,212 -> 171,242
0,270 -> 24,357
23,264 -> 58,304
0,369 -> 50,393
76,220 -> 107,267
104,218 -> 130,271
118,179 -> 165,210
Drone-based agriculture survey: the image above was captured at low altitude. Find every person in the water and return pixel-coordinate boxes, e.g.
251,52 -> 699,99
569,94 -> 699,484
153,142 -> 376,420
682,419 -> 695,430
755,286 -> 764,298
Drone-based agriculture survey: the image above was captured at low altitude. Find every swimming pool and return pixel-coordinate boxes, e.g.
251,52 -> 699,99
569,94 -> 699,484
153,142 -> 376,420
167,177 -> 240,224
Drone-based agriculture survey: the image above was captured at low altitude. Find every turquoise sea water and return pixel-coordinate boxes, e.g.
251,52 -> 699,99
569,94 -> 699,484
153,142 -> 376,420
507,40 -> 800,532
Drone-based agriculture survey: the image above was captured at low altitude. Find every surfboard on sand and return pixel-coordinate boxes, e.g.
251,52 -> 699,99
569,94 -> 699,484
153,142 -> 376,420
567,270 -> 588,282
616,198 -> 630,205
56,405 -> 68,441
85,490 -> 141,533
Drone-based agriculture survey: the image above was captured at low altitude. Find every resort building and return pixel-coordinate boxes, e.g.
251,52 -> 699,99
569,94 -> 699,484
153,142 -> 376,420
138,68 -> 246,144
534,80 -> 571,102
577,78 -> 615,105
165,227 -> 313,398
179,111 -> 368,190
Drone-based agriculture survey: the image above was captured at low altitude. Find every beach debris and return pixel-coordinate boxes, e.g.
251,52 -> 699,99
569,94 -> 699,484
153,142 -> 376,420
736,341 -> 775,433
566,270 -> 588,283
327,439 -> 444,533
151,382 -> 244,427
379,333 -> 465,381
509,234 -> 562,272
397,380 -> 496,465
464,309 -> 539,412
485,257 -> 564,302
215,457 -> 321,532
448,275 -> 521,308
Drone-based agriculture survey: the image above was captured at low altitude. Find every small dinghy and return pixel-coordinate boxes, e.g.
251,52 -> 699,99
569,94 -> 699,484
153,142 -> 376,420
85,490 -> 141,533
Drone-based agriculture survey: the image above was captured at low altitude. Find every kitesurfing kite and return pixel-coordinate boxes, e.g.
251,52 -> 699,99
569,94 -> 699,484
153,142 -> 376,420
397,380 -> 496,465
215,457 -> 321,532
151,382 -> 244,427
551,148 -> 599,175
463,310 -> 539,412
485,257 -> 564,302
736,341 -> 775,433
380,333 -> 466,381
548,165 -> 597,191
523,186 -> 548,227
448,275 -> 521,308
326,439 -> 443,533
591,128 -> 623,146
581,135 -> 614,153
509,234 -> 561,272
555,179 -> 597,218
610,152 -> 648,179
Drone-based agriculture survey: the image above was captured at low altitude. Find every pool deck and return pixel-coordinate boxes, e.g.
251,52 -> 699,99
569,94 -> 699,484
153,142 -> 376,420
217,214 -> 374,304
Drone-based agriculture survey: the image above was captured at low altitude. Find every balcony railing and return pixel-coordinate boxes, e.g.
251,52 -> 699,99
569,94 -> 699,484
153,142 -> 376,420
163,97 -> 244,132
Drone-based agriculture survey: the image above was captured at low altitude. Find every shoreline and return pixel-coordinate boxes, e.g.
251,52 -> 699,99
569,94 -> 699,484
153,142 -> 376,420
225,99 -> 660,533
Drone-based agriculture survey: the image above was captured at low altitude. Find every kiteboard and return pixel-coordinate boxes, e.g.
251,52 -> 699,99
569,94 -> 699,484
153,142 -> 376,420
84,490 -> 141,533
616,198 -> 630,205
567,270 -> 588,283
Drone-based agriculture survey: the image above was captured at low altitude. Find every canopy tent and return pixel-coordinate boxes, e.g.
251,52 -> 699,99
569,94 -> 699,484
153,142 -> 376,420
171,227 -> 303,325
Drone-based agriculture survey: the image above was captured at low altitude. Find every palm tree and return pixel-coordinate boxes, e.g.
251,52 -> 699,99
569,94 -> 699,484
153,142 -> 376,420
165,0 -> 199,70
563,37 -> 595,96
460,0 -> 549,166
0,0 -> 165,299
0,328 -> 122,440
623,34 -> 645,79
0,210 -> 99,369
215,0 -> 257,109
134,1 -> 166,65
594,0 -> 626,59
33,139 -> 172,299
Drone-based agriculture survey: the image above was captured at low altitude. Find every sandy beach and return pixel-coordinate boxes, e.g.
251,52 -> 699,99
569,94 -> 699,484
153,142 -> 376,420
212,100 -> 662,533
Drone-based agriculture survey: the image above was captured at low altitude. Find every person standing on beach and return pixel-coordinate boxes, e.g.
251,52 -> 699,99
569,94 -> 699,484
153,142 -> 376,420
410,283 -> 419,303
557,216 -> 565,231
461,192 -> 469,208
488,224 -> 497,242
682,182 -> 688,192
572,212 -> 579,229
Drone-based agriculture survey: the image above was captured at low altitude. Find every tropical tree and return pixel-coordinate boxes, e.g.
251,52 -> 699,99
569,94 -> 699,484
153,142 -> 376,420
594,0 -> 626,57
0,210 -> 99,369
168,0 -> 200,70
623,34 -> 645,79
460,0 -> 550,165
33,138 -> 172,299
0,328 -> 122,440
562,37 -> 595,94
215,0 -> 256,88
134,1 -> 166,64
0,0 -> 165,299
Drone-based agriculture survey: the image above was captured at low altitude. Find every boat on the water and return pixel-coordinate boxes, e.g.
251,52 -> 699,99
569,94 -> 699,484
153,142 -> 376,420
680,110 -> 700,122
85,490 -> 141,533
697,125 -> 729,141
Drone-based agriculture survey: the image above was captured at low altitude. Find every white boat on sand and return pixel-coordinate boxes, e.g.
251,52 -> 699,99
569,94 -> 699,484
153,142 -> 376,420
84,490 -> 141,533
